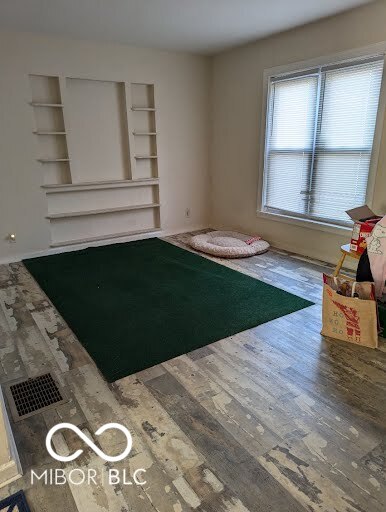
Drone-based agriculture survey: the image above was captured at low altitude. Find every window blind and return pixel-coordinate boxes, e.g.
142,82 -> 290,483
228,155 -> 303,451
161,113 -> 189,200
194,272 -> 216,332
263,56 -> 384,225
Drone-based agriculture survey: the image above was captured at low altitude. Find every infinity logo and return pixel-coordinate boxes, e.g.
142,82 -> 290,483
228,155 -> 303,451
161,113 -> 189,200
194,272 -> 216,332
46,423 -> 133,462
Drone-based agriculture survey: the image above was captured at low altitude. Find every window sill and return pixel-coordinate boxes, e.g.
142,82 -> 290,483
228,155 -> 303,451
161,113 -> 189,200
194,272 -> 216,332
256,209 -> 352,236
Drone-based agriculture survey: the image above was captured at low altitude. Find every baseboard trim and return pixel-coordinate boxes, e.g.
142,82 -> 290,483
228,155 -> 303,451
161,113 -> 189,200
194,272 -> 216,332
0,225 -> 209,264
208,223 -> 355,270
266,237 -> 357,270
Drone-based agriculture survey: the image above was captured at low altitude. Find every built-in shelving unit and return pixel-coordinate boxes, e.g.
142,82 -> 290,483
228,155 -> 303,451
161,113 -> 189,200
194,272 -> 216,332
30,75 -> 161,247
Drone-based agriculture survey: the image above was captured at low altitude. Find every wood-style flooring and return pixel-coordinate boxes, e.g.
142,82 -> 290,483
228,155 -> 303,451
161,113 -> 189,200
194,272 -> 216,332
0,230 -> 385,511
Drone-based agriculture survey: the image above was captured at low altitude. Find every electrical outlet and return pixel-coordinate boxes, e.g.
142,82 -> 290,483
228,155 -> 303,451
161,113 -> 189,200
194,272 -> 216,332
185,208 -> 191,218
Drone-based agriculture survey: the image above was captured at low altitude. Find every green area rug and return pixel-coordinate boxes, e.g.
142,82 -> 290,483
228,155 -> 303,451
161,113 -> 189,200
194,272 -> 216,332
24,238 -> 313,382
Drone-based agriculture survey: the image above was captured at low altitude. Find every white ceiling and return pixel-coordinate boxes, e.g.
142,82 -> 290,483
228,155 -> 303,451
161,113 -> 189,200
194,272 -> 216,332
0,0 -> 372,55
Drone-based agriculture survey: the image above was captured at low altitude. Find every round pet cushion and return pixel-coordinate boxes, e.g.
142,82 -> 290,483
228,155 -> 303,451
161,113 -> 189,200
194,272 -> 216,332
190,231 -> 270,258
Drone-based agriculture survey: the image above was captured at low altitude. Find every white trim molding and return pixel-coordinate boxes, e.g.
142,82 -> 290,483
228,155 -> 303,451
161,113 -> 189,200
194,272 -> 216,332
256,209 -> 352,236
0,225 -> 208,265
257,41 -> 386,231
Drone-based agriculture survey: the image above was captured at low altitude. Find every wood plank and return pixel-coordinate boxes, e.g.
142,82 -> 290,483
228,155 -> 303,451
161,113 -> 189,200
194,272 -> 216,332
114,374 -> 205,479
11,414 -> 52,470
182,464 -> 253,512
287,432 -> 385,511
195,352 -> 298,438
64,364 -> 144,458
164,355 -> 281,457
30,306 -> 92,372
0,462 -> 78,512
144,371 -> 307,512
259,443 -> 377,512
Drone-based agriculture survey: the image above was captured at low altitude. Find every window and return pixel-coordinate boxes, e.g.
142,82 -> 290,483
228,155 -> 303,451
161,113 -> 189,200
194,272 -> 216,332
262,56 -> 384,226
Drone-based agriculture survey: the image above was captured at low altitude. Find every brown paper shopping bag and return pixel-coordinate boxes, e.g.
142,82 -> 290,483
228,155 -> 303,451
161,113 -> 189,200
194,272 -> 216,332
321,275 -> 378,348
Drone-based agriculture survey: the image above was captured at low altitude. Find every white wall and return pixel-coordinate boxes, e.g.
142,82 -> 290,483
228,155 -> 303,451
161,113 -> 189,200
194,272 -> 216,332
0,31 -> 211,262
3,2 -> 386,265
210,0 -> 386,264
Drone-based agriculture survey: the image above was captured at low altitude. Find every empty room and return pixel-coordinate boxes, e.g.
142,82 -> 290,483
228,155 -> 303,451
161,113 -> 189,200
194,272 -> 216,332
0,0 -> 385,511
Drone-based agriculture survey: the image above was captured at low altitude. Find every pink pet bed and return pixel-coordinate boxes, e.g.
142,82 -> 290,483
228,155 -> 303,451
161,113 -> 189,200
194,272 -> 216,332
190,231 -> 270,258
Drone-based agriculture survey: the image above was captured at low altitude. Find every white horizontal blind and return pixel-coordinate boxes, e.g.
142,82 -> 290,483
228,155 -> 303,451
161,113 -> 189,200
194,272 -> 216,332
264,74 -> 318,215
263,56 -> 384,225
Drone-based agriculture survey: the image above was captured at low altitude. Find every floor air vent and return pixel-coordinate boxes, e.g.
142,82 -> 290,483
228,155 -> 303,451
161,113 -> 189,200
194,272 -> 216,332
4,373 -> 67,422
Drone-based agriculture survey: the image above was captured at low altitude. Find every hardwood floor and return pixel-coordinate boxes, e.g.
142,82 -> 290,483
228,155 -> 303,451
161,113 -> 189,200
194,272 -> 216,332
0,231 -> 385,511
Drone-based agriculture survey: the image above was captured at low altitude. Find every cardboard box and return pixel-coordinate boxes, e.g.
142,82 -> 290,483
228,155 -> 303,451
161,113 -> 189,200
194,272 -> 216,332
346,205 -> 382,255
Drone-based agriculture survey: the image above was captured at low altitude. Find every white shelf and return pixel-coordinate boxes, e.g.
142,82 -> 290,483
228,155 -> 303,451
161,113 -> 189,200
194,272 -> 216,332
38,158 -> 70,163
50,227 -> 162,248
132,107 -> 156,112
42,178 -> 159,193
133,132 -> 157,136
135,155 -> 158,159
30,102 -> 64,108
33,131 -> 66,135
46,203 -> 161,219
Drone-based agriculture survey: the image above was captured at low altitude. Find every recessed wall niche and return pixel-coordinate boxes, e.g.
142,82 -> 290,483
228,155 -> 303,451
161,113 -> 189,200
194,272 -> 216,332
66,78 -> 131,183
30,75 -> 161,247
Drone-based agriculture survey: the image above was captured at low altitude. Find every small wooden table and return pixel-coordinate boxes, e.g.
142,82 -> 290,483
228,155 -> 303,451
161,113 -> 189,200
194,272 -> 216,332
333,243 -> 361,277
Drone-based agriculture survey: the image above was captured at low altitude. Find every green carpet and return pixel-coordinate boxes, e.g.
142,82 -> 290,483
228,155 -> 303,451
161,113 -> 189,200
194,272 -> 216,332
24,238 -> 313,382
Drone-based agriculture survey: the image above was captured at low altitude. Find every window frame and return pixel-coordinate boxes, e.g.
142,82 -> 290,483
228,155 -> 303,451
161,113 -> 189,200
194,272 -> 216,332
257,43 -> 386,235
